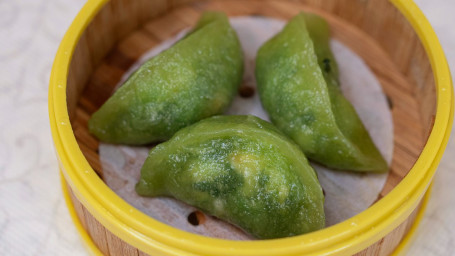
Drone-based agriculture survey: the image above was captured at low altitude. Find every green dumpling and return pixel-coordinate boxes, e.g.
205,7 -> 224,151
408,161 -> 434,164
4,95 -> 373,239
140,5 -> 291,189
136,115 -> 325,239
89,12 -> 243,145
256,13 -> 388,172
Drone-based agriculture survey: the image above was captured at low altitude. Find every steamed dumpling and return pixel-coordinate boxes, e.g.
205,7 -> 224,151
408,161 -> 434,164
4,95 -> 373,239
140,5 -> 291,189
256,13 -> 388,172
136,115 -> 325,239
89,12 -> 243,145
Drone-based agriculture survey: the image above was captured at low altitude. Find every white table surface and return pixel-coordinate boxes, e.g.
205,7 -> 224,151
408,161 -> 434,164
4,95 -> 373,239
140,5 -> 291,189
0,1 -> 454,255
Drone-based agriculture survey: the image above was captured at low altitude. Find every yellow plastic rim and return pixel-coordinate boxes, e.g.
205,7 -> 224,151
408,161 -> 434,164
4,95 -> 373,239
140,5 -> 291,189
61,173 -> 434,256
49,0 -> 454,255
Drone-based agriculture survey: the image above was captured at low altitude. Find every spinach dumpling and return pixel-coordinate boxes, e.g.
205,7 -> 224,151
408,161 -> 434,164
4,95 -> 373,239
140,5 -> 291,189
256,13 -> 388,172
136,115 -> 325,239
89,12 -> 243,144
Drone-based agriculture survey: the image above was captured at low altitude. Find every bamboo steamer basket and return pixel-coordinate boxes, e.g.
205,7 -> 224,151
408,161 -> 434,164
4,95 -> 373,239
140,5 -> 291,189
49,0 -> 454,255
